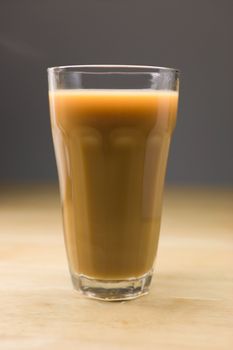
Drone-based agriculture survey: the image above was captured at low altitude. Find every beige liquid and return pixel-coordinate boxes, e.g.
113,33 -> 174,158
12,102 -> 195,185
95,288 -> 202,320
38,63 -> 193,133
49,90 -> 178,279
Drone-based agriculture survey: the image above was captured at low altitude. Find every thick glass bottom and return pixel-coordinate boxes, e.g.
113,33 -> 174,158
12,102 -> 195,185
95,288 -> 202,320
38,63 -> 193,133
71,270 -> 153,301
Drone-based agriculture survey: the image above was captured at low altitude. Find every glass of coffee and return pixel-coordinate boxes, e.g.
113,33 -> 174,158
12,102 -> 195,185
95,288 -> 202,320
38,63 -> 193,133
48,65 -> 179,301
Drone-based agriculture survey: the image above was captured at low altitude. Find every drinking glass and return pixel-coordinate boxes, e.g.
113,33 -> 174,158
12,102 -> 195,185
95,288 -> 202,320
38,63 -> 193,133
48,65 -> 179,300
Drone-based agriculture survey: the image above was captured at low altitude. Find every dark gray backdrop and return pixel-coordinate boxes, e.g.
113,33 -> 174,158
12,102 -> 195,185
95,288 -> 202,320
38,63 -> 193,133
0,0 -> 232,184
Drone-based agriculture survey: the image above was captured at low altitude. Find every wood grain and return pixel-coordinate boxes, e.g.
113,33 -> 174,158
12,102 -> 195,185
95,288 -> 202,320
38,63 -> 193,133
0,185 -> 232,349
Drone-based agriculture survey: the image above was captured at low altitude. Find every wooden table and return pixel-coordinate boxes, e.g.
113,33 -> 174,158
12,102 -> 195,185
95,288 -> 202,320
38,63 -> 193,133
0,186 -> 232,349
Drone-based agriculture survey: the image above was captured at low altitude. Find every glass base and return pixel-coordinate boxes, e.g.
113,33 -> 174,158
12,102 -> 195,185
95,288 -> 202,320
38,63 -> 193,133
71,270 -> 153,301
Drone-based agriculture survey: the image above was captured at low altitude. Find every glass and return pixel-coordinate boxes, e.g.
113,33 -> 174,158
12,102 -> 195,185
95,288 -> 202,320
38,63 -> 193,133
48,65 -> 179,301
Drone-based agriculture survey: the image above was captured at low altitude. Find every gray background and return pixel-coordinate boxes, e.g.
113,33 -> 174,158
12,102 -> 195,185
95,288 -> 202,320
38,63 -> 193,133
0,0 -> 232,184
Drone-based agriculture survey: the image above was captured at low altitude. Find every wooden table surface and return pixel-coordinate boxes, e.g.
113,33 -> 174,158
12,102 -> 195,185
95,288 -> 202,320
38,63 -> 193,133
0,186 -> 232,350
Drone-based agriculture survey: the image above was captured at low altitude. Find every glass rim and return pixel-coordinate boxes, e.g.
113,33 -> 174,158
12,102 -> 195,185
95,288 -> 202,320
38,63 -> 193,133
47,64 -> 180,75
